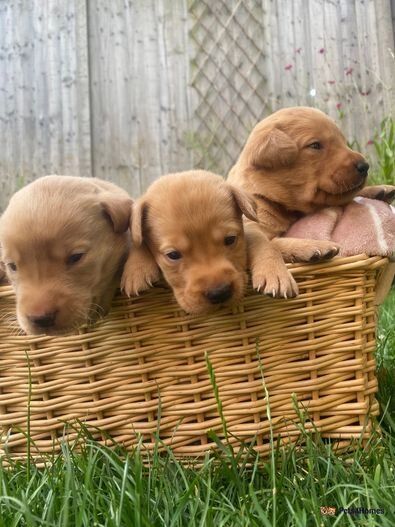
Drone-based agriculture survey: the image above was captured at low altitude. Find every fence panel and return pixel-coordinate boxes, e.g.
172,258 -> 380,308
0,0 -> 91,210
0,0 -> 394,208
87,0 -> 192,196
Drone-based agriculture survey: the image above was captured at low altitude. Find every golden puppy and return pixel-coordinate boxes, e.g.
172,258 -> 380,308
121,170 -> 298,314
0,176 -> 132,335
228,106 -> 394,261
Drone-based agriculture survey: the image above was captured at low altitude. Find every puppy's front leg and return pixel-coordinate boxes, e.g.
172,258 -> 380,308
121,243 -> 161,296
245,222 -> 299,298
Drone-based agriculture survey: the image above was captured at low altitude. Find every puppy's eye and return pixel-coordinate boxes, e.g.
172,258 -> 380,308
224,235 -> 237,246
7,262 -> 17,272
166,250 -> 182,261
308,141 -> 322,150
67,253 -> 85,266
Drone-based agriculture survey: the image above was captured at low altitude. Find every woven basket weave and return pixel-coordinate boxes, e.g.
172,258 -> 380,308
0,255 -> 391,461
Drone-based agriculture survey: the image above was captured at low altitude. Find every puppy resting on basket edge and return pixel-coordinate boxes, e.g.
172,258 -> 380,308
121,170 -> 299,314
227,106 -> 395,261
0,176 -> 132,335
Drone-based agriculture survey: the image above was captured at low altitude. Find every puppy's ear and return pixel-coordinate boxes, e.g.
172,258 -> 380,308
247,127 -> 298,169
100,194 -> 133,233
130,199 -> 147,246
230,186 -> 258,222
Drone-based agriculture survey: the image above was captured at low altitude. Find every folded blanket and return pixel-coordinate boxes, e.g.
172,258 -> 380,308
286,197 -> 395,258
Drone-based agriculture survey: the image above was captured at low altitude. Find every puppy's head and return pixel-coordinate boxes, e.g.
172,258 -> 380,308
241,107 -> 369,212
0,176 -> 132,335
131,170 -> 257,314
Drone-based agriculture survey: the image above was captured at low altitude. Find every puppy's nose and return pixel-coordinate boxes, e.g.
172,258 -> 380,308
355,161 -> 369,177
205,283 -> 233,304
28,311 -> 57,329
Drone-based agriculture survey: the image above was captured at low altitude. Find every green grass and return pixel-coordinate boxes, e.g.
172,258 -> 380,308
0,417 -> 394,526
0,292 -> 394,527
376,290 -> 395,418
368,117 -> 395,186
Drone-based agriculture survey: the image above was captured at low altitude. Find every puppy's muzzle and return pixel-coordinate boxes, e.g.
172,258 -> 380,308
28,310 -> 58,330
205,283 -> 233,304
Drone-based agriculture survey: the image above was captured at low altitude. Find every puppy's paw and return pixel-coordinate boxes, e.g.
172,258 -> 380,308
289,241 -> 339,263
372,186 -> 395,204
121,251 -> 161,296
252,265 -> 299,299
121,263 -> 160,296
306,241 -> 339,262
358,185 -> 395,204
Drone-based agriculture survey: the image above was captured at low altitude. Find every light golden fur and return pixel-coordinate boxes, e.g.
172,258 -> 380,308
0,176 -> 132,335
121,170 -> 298,314
228,106 -> 394,261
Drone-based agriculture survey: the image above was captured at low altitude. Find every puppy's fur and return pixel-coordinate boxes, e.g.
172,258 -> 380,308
0,176 -> 132,335
121,170 -> 298,314
228,106 -> 394,261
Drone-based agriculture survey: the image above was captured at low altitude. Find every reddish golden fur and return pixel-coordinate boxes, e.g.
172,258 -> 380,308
0,176 -> 132,335
228,106 -> 394,260
123,171 -> 251,313
121,170 -> 298,313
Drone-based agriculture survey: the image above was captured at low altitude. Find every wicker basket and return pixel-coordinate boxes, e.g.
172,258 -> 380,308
0,255 -> 392,462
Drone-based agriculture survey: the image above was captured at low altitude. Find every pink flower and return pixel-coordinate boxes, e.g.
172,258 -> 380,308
319,48 -> 325,54
336,103 -> 342,110
328,80 -> 336,85
366,140 -> 374,146
345,67 -> 353,75
284,64 -> 293,70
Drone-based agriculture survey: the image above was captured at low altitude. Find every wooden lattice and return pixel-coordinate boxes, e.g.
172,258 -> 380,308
189,0 -> 268,174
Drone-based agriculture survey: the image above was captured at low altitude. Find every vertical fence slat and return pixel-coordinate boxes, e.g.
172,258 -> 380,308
0,0 -> 91,211
87,0 -> 191,197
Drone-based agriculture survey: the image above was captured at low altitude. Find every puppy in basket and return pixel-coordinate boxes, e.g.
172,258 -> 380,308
121,170 -> 298,314
0,176 -> 132,335
228,106 -> 394,262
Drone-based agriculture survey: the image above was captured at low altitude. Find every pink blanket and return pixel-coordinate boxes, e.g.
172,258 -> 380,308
286,197 -> 395,257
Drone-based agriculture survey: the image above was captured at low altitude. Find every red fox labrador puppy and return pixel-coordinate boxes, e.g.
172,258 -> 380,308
228,106 -> 394,261
0,175 -> 132,335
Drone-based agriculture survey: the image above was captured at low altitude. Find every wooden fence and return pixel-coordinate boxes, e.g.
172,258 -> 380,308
0,0 -> 394,209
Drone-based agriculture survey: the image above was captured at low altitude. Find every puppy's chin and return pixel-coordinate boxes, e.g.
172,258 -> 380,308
320,174 -> 365,197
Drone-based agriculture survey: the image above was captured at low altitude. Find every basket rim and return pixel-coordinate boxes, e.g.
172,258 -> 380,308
287,254 -> 388,275
0,254 -> 389,345
0,255 -> 388,298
